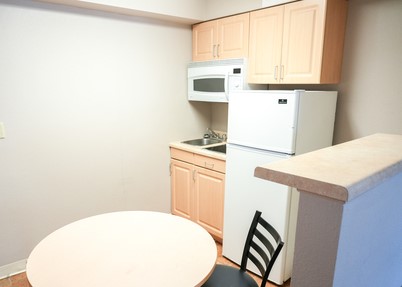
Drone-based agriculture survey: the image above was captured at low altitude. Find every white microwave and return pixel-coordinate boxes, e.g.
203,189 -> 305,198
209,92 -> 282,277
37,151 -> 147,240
188,58 -> 250,103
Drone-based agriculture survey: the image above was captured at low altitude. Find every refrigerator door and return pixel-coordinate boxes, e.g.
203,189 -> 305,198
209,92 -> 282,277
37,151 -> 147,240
223,144 -> 293,284
228,90 -> 300,154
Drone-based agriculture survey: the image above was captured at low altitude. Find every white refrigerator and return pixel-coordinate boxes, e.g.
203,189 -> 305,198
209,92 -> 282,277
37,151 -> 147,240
222,90 -> 338,285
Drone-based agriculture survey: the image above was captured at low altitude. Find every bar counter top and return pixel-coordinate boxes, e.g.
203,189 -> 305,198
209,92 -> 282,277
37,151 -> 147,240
254,133 -> 402,202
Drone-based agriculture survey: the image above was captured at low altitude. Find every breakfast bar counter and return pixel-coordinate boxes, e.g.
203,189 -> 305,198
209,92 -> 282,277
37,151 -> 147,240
255,133 -> 402,203
254,133 -> 402,287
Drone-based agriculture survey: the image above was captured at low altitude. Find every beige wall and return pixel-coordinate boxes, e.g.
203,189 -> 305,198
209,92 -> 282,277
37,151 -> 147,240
38,0 -> 207,23
211,103 -> 228,132
204,0 -> 261,20
334,0 -> 402,143
0,0 -> 210,267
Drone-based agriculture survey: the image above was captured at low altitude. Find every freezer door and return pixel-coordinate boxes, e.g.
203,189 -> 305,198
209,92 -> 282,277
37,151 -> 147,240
228,90 -> 299,154
223,144 -> 294,284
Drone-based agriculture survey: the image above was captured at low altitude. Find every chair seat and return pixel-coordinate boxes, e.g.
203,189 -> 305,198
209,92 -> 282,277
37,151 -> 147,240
202,264 -> 259,287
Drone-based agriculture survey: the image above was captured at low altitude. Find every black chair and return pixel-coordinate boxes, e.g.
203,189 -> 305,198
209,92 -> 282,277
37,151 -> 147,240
203,210 -> 284,287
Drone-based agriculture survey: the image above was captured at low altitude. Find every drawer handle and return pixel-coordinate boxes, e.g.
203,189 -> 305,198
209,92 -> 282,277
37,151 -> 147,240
205,162 -> 214,169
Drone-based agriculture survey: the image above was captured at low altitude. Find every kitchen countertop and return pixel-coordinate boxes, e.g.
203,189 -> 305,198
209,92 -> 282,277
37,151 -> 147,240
169,141 -> 226,161
254,133 -> 402,202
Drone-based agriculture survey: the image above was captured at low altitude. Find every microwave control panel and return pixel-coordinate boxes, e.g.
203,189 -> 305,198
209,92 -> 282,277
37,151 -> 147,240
228,75 -> 244,91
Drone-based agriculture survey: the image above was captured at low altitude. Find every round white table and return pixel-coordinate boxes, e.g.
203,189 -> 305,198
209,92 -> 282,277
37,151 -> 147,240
26,211 -> 217,287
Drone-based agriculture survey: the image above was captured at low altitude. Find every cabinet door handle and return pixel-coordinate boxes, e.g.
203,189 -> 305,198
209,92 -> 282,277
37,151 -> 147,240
274,66 -> 278,81
213,45 -> 216,58
217,44 -> 220,58
204,162 -> 214,169
192,169 -> 196,181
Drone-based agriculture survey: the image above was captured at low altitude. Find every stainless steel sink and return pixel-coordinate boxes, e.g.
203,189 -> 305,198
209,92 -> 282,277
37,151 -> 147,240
205,144 -> 226,154
182,138 -> 222,146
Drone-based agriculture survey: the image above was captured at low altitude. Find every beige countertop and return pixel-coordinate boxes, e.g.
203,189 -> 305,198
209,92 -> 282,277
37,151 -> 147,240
170,140 -> 226,161
254,133 -> 402,202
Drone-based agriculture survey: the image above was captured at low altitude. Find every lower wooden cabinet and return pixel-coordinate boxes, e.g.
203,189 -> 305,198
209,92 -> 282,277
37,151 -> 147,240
170,147 -> 225,241
171,159 -> 193,220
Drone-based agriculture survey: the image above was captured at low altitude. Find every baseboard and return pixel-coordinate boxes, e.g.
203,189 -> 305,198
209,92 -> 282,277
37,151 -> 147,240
0,259 -> 27,280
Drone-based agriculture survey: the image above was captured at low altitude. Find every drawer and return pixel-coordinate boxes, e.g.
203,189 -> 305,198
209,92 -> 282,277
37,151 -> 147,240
194,154 -> 226,173
170,148 -> 194,162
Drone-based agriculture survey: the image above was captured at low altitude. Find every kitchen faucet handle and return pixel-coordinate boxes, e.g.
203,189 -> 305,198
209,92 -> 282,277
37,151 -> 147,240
206,128 -> 218,139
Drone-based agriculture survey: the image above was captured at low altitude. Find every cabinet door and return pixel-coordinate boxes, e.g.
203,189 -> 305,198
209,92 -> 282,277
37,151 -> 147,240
281,0 -> 325,83
248,6 -> 284,83
192,20 -> 218,62
194,167 -> 225,240
218,13 -> 250,60
171,159 -> 193,220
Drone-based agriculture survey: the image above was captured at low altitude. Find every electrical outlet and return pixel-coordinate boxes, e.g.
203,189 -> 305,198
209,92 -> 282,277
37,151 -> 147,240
0,122 -> 5,139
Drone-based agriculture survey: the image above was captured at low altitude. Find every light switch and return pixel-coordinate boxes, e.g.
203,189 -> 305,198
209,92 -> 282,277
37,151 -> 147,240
0,122 -> 5,139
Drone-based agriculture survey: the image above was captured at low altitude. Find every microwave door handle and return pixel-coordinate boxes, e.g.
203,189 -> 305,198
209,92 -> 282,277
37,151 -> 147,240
224,72 -> 229,101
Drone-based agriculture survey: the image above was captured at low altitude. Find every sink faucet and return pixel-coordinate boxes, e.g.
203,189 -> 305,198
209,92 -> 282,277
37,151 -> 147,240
204,128 -> 227,141
207,128 -> 220,139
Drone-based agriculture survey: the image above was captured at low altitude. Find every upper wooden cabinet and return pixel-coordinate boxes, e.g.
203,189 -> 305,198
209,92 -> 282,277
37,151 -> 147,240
248,0 -> 348,84
248,6 -> 285,84
192,13 -> 250,61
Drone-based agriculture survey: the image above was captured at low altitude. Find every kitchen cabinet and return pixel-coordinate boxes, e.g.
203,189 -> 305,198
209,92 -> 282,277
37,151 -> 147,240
170,147 -> 225,241
192,13 -> 249,62
170,159 -> 193,220
248,6 -> 284,84
248,0 -> 348,84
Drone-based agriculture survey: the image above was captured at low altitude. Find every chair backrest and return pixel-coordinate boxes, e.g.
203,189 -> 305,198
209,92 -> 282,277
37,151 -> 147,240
240,210 -> 284,287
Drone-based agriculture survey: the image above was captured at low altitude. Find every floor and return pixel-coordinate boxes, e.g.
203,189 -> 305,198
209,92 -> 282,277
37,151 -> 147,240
0,242 -> 290,287
0,273 -> 30,287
